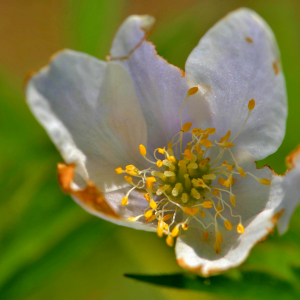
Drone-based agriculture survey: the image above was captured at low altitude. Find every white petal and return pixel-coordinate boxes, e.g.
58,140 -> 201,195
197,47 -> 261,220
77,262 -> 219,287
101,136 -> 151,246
277,146 -> 300,234
175,164 -> 283,276
72,190 -> 157,232
109,15 -> 189,150
26,50 -> 147,192
186,8 -> 287,161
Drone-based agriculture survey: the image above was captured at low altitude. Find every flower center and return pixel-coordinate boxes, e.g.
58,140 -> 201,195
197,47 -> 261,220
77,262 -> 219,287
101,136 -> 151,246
115,88 -> 270,254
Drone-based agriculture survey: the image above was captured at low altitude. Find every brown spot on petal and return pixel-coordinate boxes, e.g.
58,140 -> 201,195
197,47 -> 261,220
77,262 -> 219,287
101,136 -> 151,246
177,257 -> 227,277
270,208 -> 285,225
286,145 -> 300,170
245,37 -> 253,43
57,163 -> 120,219
180,69 -> 185,78
273,60 -> 280,75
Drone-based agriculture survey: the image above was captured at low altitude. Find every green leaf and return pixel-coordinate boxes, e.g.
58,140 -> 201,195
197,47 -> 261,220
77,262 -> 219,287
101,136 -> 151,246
125,271 -> 300,299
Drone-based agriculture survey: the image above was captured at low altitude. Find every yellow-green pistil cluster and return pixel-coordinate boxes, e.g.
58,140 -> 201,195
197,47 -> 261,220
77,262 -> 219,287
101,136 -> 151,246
115,89 -> 270,254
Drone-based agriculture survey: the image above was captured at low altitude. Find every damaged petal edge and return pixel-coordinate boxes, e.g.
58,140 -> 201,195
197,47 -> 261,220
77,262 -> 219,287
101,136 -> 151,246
176,209 -> 285,277
285,145 -> 300,170
57,162 -> 120,219
107,15 -> 155,62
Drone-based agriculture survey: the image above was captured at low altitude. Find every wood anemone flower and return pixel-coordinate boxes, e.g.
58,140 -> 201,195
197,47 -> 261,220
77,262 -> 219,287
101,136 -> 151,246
25,8 -> 293,276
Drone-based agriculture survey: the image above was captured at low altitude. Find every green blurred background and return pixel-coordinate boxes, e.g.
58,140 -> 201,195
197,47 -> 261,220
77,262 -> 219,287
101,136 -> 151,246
1,0 -> 300,299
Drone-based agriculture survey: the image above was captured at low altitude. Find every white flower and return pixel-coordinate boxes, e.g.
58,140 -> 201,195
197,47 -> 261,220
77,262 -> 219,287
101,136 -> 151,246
25,8 -> 290,276
276,146 -> 300,235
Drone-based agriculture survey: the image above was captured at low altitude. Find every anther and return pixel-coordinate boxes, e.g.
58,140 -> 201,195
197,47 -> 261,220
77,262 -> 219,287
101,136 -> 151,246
124,176 -> 132,184
187,86 -> 199,96
146,177 -> 156,189
182,122 -> 193,132
215,232 -> 223,244
200,139 -> 212,148
150,200 -> 157,210
237,223 -> 245,234
248,99 -> 255,111
163,214 -> 172,221
203,231 -> 208,240
158,148 -> 165,154
156,160 -> 163,168
214,240 -> 221,254
220,130 -> 231,143
115,167 -> 123,174
144,210 -> 153,219
182,206 -> 199,215
171,225 -> 180,237
157,220 -> 164,237
202,201 -> 213,209
200,209 -> 206,218
237,166 -> 246,178
166,235 -> 174,247
121,196 -> 128,206
230,194 -> 236,207
224,219 -> 233,230
182,223 -> 188,230
139,144 -> 147,156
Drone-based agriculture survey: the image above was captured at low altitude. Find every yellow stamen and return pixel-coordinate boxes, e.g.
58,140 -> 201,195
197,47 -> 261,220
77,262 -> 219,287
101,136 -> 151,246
157,220 -> 164,237
150,200 -> 157,210
220,130 -> 231,143
143,193 -> 150,202
224,219 -> 233,230
212,189 -> 219,196
158,148 -> 165,154
216,232 -> 223,243
222,142 -> 234,147
146,215 -> 156,223
237,166 -> 246,178
168,156 -> 176,162
121,196 -> 128,206
205,128 -> 216,134
248,99 -> 255,111
214,240 -> 221,254
202,201 -> 213,209
139,144 -> 147,156
146,177 -> 156,189
127,216 -> 140,222
184,149 -> 193,160
200,139 -> 212,148
187,86 -> 199,96
200,210 -> 206,218
171,225 -> 180,237
182,207 -> 199,215
156,160 -> 163,168
115,167 -> 123,174
166,235 -> 174,247
144,210 -> 153,219
162,214 -> 172,221
182,223 -> 188,230
258,178 -> 271,185
237,223 -> 245,234
230,194 -> 236,207
124,176 -> 132,184
182,122 -> 193,132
